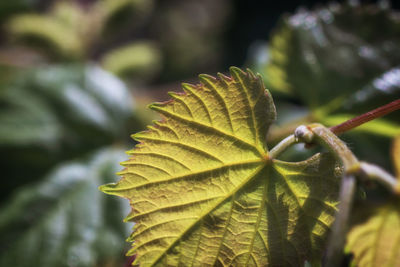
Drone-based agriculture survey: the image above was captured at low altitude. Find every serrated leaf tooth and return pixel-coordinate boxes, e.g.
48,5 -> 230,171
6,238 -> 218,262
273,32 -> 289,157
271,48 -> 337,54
149,102 -> 165,110
99,183 -> 125,196
131,132 -> 147,141
229,66 -> 247,81
246,68 -> 257,79
217,72 -> 232,84
168,91 -> 185,99
116,169 -> 128,175
198,73 -> 218,86
181,82 -> 197,90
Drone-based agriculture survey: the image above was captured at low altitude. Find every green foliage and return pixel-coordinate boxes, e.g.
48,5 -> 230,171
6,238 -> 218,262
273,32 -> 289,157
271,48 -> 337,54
102,42 -> 162,81
8,2 -> 86,59
0,64 -> 141,266
346,201 -> 400,266
0,148 -> 131,267
101,68 -> 343,266
264,4 -> 400,109
255,3 -> 400,169
0,64 -> 135,197
100,0 -> 154,35
0,0 -> 36,22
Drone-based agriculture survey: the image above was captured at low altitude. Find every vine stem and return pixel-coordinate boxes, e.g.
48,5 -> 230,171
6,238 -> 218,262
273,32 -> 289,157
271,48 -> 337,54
330,98 -> 400,135
324,174 -> 356,267
295,124 -> 359,267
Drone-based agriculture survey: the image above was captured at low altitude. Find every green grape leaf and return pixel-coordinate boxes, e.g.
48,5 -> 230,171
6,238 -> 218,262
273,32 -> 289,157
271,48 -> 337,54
0,148 -> 131,267
346,201 -> 400,267
101,68 -> 342,266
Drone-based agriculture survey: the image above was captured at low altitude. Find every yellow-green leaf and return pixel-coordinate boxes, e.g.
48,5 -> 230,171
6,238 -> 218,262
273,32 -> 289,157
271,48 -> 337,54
346,201 -> 400,267
100,67 -> 342,266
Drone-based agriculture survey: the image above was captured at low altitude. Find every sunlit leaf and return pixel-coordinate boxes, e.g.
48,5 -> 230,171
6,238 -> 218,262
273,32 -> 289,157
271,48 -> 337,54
346,201 -> 400,267
0,148 -> 131,267
101,68 -> 342,266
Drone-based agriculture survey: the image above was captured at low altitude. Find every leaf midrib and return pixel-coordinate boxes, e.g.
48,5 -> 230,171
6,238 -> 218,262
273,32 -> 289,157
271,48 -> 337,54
113,159 -> 265,192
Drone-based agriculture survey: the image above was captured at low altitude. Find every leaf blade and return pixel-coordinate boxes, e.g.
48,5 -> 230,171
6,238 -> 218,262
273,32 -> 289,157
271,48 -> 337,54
101,68 -> 341,266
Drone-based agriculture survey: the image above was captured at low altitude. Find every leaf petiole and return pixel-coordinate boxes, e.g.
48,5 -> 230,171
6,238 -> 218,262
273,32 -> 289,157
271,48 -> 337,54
269,134 -> 297,158
359,162 -> 399,194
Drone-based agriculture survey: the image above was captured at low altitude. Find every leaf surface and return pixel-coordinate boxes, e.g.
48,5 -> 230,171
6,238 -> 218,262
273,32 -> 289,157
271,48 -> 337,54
346,201 -> 400,267
101,68 -> 342,266
346,136 -> 400,266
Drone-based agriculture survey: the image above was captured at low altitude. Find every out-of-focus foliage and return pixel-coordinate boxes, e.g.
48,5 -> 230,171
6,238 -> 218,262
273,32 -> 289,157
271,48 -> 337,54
100,0 -> 154,35
151,0 -> 230,80
346,200 -> 400,266
346,138 -> 400,266
263,4 -> 400,107
0,0 -> 37,23
0,148 -> 131,267
8,3 -> 85,59
102,42 -> 162,82
251,3 -> 400,169
3,0 -> 230,82
0,65 -> 135,199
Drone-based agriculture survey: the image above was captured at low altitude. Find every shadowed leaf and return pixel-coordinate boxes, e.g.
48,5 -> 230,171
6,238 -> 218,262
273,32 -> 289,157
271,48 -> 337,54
0,148 -> 131,267
101,67 -> 342,266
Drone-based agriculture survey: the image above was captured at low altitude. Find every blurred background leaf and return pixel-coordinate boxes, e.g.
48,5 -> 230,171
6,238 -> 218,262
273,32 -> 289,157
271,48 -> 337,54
101,41 -> 162,82
250,3 -> 400,169
0,148 -> 132,267
0,64 -> 136,200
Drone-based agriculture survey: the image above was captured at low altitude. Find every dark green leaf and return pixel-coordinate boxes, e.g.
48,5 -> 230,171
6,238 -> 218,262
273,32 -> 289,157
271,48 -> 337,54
0,148 -> 132,267
0,64 -> 135,199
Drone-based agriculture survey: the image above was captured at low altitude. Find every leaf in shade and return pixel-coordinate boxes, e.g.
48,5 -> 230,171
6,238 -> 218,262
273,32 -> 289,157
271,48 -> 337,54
346,136 -> 400,266
0,148 -> 132,267
101,68 -> 342,266
346,200 -> 400,267
265,3 -> 400,110
0,64 -> 135,200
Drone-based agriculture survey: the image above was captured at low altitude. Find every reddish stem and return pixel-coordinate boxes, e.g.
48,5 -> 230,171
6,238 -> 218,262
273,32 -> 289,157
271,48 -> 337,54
330,99 -> 400,135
